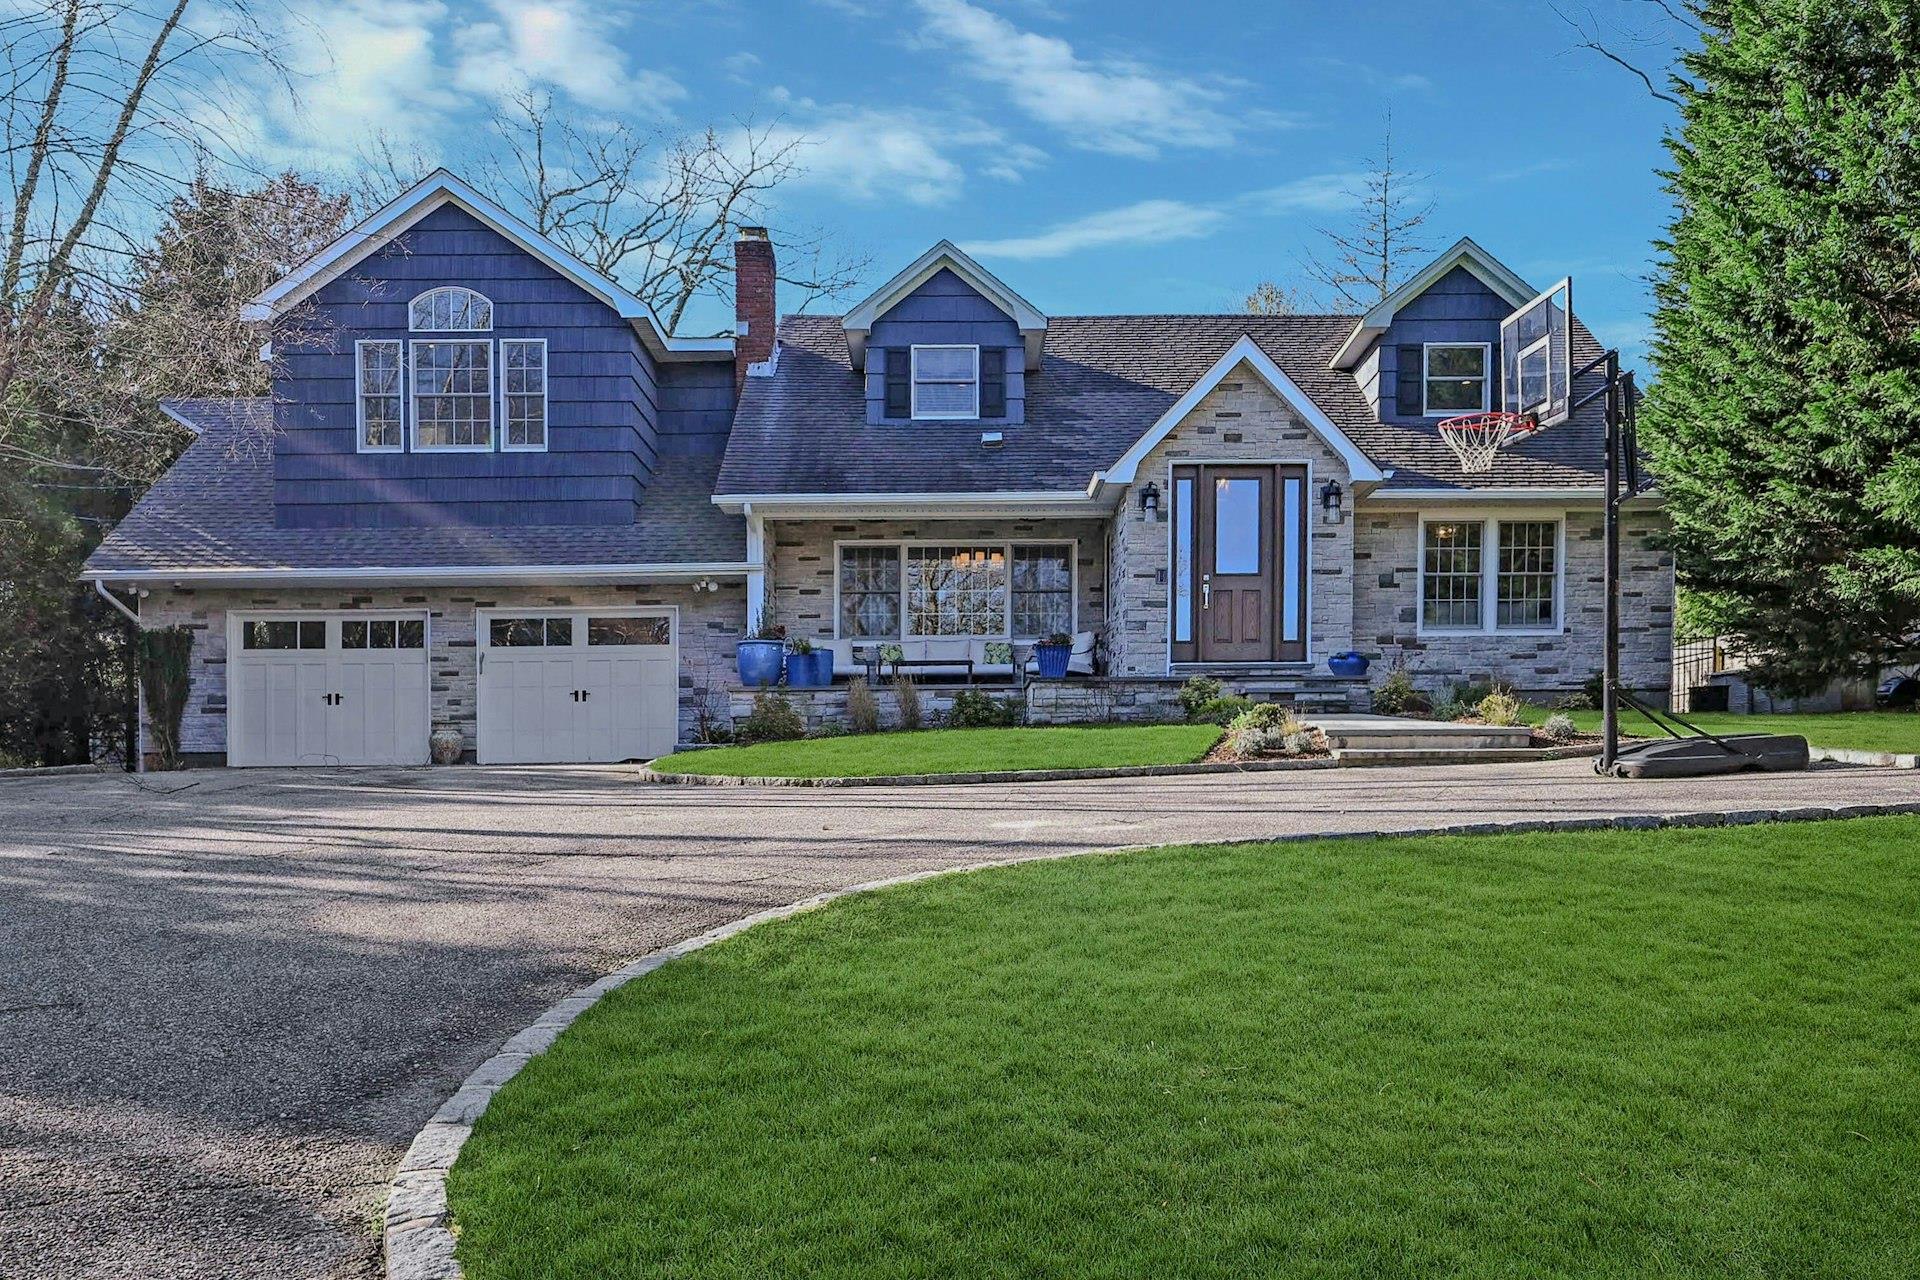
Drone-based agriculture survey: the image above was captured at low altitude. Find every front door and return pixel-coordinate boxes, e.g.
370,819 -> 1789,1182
1171,464 -> 1309,664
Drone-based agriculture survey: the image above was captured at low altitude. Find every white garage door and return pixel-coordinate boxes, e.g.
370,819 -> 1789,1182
477,610 -> 678,764
228,614 -> 430,766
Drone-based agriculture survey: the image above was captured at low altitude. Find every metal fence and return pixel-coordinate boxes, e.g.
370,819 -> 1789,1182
1670,636 -> 1730,712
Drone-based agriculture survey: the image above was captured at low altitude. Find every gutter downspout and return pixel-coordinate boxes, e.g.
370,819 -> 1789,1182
93,580 -> 144,773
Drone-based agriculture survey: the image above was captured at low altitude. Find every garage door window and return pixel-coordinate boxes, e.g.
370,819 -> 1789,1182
342,618 -> 425,649
587,616 -> 670,646
244,620 -> 326,650
490,616 -> 573,647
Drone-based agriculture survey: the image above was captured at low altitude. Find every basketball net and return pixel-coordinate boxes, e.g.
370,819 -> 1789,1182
1438,411 -> 1537,473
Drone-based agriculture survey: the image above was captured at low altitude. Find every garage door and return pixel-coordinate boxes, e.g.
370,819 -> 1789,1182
477,610 -> 678,764
228,615 -> 430,766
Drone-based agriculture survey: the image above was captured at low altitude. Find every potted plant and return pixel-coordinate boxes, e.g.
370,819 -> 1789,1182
1034,631 -> 1073,680
810,640 -> 835,687
737,615 -> 786,687
1327,650 -> 1370,679
785,636 -> 817,688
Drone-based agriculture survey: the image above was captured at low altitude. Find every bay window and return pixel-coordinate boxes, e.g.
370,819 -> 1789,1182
836,541 -> 1075,640
1420,517 -> 1562,633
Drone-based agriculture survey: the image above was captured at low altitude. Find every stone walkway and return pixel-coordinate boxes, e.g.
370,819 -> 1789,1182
3,760 -> 1916,1278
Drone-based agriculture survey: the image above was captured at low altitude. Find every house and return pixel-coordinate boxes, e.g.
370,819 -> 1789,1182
82,171 -> 1672,767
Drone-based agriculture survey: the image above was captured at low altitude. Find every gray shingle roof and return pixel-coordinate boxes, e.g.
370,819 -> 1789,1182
718,313 -> 1614,495
84,398 -> 747,575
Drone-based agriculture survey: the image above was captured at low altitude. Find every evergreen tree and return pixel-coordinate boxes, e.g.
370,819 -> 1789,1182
1643,0 -> 1920,692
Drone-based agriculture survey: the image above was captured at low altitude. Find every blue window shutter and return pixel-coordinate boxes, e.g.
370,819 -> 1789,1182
1396,345 -> 1424,416
980,347 -> 1007,418
884,348 -> 911,417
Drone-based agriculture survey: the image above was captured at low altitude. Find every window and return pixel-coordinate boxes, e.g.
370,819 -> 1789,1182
1421,521 -> 1484,630
907,545 -> 1005,635
489,616 -> 573,646
341,618 -> 425,649
910,344 -> 979,419
1496,521 -> 1559,629
500,338 -> 547,450
355,340 -> 403,451
1011,545 -> 1073,638
1420,518 -> 1563,633
410,286 -> 492,332
243,619 -> 326,650
412,340 -> 493,450
836,542 -> 1076,641
587,616 -> 670,646
1213,476 -> 1264,574
838,545 -> 902,639
1172,476 -> 1195,644
1423,343 -> 1491,415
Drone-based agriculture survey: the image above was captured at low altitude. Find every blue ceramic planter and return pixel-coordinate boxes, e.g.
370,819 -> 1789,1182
809,647 -> 834,687
1327,650 -> 1370,679
737,639 -> 784,686
1034,643 -> 1071,680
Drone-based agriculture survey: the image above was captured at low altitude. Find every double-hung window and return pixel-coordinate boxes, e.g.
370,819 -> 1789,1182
910,345 -> 979,419
500,338 -> 547,450
1423,343 -> 1491,415
836,542 -> 1075,640
411,340 -> 493,450
355,340 -> 403,452
1420,518 -> 1562,633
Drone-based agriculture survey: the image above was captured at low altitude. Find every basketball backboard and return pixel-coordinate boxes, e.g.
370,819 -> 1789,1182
1501,278 -> 1572,427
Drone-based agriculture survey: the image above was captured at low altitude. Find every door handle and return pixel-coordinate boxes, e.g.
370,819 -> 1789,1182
1201,576 -> 1212,611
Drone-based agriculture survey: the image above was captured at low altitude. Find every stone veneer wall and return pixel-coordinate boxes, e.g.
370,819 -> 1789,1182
727,678 -> 1189,732
1351,507 -> 1674,696
765,518 -> 1109,646
1106,364 -> 1356,677
138,582 -> 747,761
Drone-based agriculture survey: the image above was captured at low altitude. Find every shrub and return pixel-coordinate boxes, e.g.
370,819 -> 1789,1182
1178,676 -> 1224,718
1225,726 -> 1289,760
1370,666 -> 1422,716
1541,712 -> 1579,743
1189,694 -> 1255,725
736,690 -> 804,744
1554,690 -> 1596,711
1476,685 -> 1522,727
138,626 -> 194,770
1582,669 -> 1607,708
1283,728 -> 1320,756
846,678 -> 881,734
893,674 -> 923,731
1428,684 -> 1467,722
812,720 -> 850,738
1227,702 -> 1297,734
947,688 -> 1019,728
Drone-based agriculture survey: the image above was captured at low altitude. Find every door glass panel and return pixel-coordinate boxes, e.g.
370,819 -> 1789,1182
1214,477 -> 1263,575
588,616 -> 671,646
341,620 -> 368,649
298,620 -> 326,649
244,620 -> 297,650
1282,476 -> 1302,642
1173,476 -> 1194,643
491,617 -> 548,647
397,620 -> 425,648
543,617 -> 573,646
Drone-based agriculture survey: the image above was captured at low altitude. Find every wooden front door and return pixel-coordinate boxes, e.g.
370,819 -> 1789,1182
1171,464 -> 1309,664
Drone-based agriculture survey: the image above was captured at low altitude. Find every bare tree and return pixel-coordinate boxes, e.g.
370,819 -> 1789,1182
1551,0 -> 1700,107
358,90 -> 869,334
1240,280 -> 1317,315
1299,115 -> 1435,311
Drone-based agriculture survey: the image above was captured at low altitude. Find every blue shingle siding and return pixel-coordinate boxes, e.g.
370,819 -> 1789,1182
269,203 -> 667,529
861,268 -> 1025,425
657,359 -> 736,458
1377,266 -> 1512,423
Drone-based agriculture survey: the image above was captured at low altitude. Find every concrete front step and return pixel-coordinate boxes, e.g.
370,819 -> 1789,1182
1304,714 -> 1535,753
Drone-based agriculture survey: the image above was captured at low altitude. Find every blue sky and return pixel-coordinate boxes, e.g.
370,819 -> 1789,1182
260,0 -> 1680,369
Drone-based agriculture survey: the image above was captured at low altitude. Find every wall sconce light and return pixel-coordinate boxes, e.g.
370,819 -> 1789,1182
1140,481 -> 1161,520
692,578 -> 720,594
1319,479 -> 1343,525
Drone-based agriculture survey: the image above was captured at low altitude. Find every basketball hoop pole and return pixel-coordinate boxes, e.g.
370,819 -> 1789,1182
1572,347 -> 1628,771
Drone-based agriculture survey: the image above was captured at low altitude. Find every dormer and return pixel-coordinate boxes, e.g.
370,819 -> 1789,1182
840,241 -> 1046,427
1329,237 -> 1536,425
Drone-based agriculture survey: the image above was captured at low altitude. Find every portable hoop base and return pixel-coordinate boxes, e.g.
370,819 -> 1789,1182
1437,411 -> 1538,473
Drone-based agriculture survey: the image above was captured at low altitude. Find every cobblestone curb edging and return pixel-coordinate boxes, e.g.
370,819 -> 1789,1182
1811,746 -> 1920,769
635,745 -> 1600,788
385,797 -> 1920,1280
0,762 -> 107,781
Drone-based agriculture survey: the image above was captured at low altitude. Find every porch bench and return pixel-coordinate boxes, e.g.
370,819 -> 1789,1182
822,632 -> 1097,684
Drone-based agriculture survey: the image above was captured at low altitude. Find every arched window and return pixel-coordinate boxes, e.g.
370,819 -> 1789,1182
409,286 -> 493,332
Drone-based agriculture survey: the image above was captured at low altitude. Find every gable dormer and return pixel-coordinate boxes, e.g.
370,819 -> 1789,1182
840,242 -> 1046,427
1329,237 -> 1535,425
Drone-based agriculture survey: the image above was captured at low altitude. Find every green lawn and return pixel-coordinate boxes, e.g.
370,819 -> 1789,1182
450,818 -> 1920,1280
1523,704 -> 1920,753
651,723 -> 1223,778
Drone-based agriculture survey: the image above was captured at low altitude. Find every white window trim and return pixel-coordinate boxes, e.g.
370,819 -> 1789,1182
498,337 -> 549,453
1421,341 -> 1492,417
409,338 -> 495,453
909,344 -> 981,420
1415,513 -> 1566,637
409,285 -> 494,332
832,538 -> 1078,642
354,339 -> 405,454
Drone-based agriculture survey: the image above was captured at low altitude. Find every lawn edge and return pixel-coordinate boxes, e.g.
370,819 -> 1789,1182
390,797 -> 1920,1280
1811,746 -> 1920,768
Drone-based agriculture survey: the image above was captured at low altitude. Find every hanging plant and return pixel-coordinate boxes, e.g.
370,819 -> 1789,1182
138,627 -> 193,770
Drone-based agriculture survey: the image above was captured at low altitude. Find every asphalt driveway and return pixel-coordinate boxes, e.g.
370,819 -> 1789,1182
4,760 -> 1918,1278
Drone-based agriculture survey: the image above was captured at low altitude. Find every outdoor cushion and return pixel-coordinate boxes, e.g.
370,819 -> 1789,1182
1025,629 -> 1097,676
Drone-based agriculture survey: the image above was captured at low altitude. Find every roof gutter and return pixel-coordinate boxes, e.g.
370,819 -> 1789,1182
711,490 -> 1114,517
80,561 -> 759,589
94,578 -> 143,626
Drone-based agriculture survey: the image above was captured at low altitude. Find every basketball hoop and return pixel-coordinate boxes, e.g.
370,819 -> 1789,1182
1438,411 -> 1537,473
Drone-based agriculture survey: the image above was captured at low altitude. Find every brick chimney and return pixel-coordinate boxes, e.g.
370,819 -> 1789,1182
734,226 -> 775,391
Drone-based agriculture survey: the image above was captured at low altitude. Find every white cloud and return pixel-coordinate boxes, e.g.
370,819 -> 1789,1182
912,0 -> 1259,158
965,199 -> 1227,260
755,94 -> 1041,206
452,1 -> 682,115
1240,173 -> 1365,215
